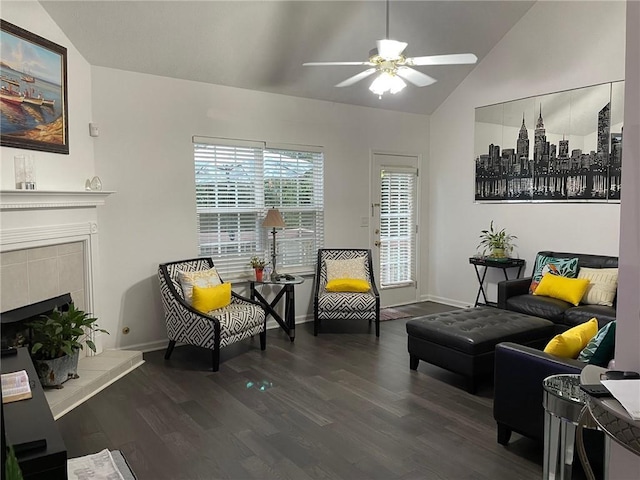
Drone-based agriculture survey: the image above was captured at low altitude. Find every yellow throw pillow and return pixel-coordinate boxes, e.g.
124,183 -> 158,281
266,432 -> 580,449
178,267 -> 222,304
325,278 -> 370,293
191,283 -> 231,313
533,273 -> 590,306
543,318 -> 598,358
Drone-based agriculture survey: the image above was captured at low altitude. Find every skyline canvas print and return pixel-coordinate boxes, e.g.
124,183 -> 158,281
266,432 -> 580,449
474,81 -> 624,202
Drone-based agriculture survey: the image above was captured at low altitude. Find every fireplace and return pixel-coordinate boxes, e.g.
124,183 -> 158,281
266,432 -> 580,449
1,293 -> 72,351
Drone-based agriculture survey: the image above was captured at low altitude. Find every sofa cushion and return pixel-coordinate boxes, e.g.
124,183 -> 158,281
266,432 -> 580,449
543,318 -> 598,358
578,321 -> 615,363
533,274 -> 590,306
563,306 -> 616,329
588,321 -> 617,367
529,254 -> 579,294
578,267 -> 618,307
506,294 -> 570,323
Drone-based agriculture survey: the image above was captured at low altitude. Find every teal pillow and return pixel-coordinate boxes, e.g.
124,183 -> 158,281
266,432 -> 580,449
588,321 -> 616,367
578,321 -> 615,362
529,255 -> 579,294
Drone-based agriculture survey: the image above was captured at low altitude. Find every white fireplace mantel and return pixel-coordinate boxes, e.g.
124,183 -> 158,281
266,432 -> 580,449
0,190 -> 115,210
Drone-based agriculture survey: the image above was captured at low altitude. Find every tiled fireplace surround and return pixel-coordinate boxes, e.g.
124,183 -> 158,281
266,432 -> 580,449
0,190 -> 143,419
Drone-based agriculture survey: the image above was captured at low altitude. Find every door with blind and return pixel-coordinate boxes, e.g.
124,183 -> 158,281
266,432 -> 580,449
371,152 -> 419,306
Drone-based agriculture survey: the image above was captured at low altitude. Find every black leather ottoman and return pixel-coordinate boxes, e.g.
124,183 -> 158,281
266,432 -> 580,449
406,307 -> 554,393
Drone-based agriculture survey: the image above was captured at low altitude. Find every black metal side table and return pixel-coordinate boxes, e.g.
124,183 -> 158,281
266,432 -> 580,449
469,256 -> 525,307
250,275 -> 304,342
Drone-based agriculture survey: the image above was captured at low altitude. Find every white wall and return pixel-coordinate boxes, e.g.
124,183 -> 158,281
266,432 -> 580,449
90,67 -> 429,349
428,1 -> 627,306
0,1 -> 95,190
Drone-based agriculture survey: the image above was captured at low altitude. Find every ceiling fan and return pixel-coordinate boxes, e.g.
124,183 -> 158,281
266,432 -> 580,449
303,0 -> 478,97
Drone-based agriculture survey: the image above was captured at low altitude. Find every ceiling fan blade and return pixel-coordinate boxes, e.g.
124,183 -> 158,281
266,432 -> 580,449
406,53 -> 478,66
396,67 -> 437,87
304,61 -> 373,66
376,39 -> 408,60
335,68 -> 377,87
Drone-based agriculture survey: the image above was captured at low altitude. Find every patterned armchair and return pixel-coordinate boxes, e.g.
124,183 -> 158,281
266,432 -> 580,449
158,257 -> 266,371
313,248 -> 380,337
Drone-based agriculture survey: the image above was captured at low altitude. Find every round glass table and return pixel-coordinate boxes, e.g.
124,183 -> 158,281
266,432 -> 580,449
543,374 -> 605,480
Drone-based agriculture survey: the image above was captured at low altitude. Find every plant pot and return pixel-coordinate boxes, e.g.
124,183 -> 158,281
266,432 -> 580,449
255,268 -> 264,282
491,247 -> 506,258
32,349 -> 80,389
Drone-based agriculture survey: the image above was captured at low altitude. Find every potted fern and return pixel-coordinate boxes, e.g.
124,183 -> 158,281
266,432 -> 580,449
27,303 -> 108,388
477,221 -> 517,259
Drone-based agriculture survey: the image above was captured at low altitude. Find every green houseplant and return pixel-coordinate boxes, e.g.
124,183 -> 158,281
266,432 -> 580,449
249,256 -> 268,281
477,221 -> 517,258
27,303 -> 108,388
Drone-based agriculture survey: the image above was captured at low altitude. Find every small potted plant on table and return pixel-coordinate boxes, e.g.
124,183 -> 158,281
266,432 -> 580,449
249,256 -> 268,281
477,220 -> 517,259
27,303 -> 108,388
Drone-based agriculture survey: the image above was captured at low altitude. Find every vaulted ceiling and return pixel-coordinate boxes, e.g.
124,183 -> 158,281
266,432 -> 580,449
40,1 -> 535,115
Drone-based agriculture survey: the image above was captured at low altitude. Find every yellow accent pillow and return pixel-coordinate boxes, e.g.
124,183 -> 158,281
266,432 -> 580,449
543,318 -> 598,358
533,273 -> 590,306
325,278 -> 370,293
191,283 -> 231,313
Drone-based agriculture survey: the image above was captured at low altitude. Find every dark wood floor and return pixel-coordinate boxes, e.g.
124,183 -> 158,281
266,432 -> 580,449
57,302 -> 544,479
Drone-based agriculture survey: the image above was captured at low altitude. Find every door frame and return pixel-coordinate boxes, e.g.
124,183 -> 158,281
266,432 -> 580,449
370,149 -> 422,307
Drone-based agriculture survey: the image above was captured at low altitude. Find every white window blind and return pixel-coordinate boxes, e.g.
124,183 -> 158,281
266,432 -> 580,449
194,139 -> 324,277
379,168 -> 416,286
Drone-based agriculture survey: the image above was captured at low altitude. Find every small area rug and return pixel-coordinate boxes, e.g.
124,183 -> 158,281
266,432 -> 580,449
68,449 -> 136,480
380,307 -> 412,322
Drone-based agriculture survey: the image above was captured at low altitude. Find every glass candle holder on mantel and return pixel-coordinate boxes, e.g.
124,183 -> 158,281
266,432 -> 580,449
14,155 -> 36,190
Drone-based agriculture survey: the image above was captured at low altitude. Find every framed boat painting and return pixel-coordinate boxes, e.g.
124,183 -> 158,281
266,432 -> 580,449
0,20 -> 69,154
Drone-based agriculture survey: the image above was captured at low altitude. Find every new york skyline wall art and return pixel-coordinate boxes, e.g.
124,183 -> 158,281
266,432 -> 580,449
474,81 -> 624,202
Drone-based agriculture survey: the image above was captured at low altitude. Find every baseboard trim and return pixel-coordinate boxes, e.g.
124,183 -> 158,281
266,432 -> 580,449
421,294 -> 472,309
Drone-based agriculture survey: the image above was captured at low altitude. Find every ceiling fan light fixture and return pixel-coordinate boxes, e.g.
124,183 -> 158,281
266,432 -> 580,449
369,71 -> 406,97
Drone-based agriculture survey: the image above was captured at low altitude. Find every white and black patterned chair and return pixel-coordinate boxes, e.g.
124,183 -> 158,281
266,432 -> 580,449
313,248 -> 380,337
158,258 -> 266,371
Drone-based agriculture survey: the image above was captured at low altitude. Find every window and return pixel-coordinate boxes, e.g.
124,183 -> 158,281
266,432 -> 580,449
379,168 -> 416,286
193,137 -> 324,277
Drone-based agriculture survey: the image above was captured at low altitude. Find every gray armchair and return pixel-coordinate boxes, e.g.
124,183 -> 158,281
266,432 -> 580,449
158,257 -> 266,371
313,248 -> 380,336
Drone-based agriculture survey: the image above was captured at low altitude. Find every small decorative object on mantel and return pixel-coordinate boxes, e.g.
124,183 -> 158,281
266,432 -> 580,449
249,256 -> 268,282
26,303 -> 108,388
477,220 -> 517,259
13,155 -> 36,190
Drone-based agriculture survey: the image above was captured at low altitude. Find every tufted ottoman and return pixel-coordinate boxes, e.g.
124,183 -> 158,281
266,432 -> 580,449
406,307 -> 554,393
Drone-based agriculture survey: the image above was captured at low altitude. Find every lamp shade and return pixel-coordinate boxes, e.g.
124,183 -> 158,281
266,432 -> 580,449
262,208 -> 286,228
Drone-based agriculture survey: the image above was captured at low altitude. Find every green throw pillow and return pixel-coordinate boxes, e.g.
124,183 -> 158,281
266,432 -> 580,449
588,321 -> 616,368
529,255 -> 579,294
578,321 -> 615,362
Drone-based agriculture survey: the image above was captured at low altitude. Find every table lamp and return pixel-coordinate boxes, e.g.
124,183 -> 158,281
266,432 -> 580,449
262,208 -> 286,280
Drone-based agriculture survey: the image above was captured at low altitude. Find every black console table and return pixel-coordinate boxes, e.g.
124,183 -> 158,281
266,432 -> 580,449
469,257 -> 525,307
2,347 -> 67,479
250,276 -> 304,342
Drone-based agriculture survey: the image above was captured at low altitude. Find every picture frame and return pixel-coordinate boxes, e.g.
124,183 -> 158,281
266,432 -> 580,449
0,20 -> 69,154
474,81 -> 624,203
